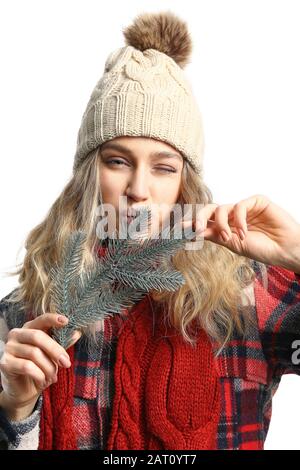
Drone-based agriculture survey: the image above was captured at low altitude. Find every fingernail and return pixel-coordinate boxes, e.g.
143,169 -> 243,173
57,315 -> 68,324
58,354 -> 71,367
238,228 -> 245,240
220,230 -> 230,242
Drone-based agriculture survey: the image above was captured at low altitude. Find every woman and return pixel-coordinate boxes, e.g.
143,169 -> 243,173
1,10 -> 300,450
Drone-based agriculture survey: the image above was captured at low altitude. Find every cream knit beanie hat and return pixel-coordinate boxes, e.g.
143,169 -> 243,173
73,10 -> 205,175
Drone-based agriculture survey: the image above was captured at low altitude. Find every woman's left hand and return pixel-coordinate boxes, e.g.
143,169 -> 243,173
192,194 -> 300,272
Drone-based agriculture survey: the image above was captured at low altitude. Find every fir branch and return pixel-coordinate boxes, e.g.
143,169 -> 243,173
104,265 -> 184,291
70,285 -> 146,329
49,207 -> 195,349
49,230 -> 86,317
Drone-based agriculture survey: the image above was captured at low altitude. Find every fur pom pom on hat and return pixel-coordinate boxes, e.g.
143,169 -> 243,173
122,10 -> 193,69
73,10 -> 205,175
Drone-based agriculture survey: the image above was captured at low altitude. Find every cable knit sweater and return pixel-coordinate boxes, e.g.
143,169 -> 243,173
1,259 -> 300,450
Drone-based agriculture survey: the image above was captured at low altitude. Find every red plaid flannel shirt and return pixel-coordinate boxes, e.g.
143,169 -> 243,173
1,258 -> 300,449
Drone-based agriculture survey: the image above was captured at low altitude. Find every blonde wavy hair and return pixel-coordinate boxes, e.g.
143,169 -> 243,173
4,145 -> 257,356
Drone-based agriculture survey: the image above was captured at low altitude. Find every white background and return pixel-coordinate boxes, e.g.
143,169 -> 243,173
0,0 -> 300,449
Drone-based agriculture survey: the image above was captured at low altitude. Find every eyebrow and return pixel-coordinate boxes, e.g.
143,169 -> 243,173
100,142 -> 183,162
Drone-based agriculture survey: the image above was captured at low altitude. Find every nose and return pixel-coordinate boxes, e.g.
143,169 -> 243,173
125,166 -> 150,203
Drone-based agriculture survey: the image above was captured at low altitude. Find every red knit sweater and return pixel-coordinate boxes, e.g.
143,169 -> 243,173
38,292 -> 221,450
106,296 -> 221,449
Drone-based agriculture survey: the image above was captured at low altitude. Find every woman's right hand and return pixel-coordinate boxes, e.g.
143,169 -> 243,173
0,313 -> 82,413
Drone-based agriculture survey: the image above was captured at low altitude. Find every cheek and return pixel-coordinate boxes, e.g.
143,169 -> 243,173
154,177 -> 182,205
99,170 -> 123,231
154,178 -> 182,225
99,168 -> 124,205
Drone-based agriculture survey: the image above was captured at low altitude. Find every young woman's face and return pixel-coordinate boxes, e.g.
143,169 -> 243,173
98,136 -> 184,236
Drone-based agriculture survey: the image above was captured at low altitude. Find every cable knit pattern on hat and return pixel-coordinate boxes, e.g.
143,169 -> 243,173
73,12 -> 205,175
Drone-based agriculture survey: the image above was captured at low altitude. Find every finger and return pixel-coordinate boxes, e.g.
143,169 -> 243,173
231,193 -> 271,230
23,313 -> 69,332
182,204 -> 219,235
0,351 -> 47,389
8,328 -> 71,369
199,224 -> 228,244
229,194 -> 270,241
5,341 -> 58,384
213,204 -> 235,241
233,203 -> 248,240
195,204 -> 220,235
